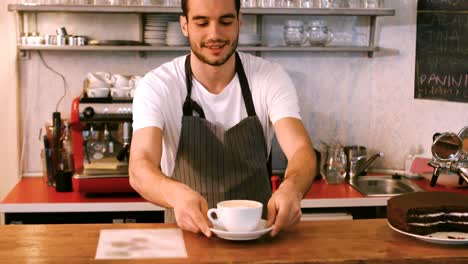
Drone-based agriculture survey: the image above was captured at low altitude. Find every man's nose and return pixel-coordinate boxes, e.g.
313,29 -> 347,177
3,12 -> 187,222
207,22 -> 223,39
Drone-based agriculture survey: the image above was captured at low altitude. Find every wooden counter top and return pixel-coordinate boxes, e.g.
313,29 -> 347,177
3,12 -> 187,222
0,219 -> 466,263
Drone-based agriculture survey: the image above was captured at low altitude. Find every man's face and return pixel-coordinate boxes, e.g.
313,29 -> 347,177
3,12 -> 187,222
181,0 -> 241,67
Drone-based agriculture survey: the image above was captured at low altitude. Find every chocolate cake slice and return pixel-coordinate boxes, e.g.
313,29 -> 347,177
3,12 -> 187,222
387,192 -> 468,235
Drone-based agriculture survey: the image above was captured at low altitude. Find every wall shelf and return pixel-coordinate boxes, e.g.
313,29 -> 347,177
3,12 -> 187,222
18,45 -> 377,53
8,4 -> 395,16
8,4 -> 395,57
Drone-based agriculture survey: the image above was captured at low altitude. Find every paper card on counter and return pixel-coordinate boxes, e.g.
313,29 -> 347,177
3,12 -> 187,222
95,228 -> 188,259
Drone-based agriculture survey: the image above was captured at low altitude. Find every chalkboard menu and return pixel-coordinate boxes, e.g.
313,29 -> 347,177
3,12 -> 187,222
415,0 -> 468,103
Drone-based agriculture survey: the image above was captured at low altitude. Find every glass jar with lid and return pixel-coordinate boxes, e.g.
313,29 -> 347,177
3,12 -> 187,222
283,20 -> 307,46
307,20 -> 333,46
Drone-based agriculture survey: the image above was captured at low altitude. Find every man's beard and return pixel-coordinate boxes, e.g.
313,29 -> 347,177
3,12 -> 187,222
189,36 -> 238,67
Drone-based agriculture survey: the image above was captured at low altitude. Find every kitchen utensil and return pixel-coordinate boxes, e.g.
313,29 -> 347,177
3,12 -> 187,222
307,20 -> 333,46
87,87 -> 110,98
75,36 -> 87,46
344,145 -> 384,179
111,74 -> 130,87
241,0 -> 256,7
56,35 -> 66,46
283,20 -> 307,46
86,72 -> 112,88
67,35 -> 76,46
210,219 -> 273,241
110,87 -> 132,98
129,75 -> 142,89
323,143 -> 347,184
56,27 -> 68,36
207,200 -> 262,232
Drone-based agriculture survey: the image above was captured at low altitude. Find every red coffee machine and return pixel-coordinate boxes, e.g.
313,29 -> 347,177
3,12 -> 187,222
69,96 -> 134,193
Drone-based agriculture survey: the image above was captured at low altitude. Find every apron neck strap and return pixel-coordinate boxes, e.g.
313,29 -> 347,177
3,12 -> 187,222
183,54 -> 206,118
235,52 -> 256,117
183,52 -> 257,118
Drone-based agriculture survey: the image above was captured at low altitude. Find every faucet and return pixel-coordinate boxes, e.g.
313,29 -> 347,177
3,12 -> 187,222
349,152 -> 384,179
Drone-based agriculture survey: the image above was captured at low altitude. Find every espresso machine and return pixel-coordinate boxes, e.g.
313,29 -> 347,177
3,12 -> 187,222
428,126 -> 468,187
69,96 -> 134,193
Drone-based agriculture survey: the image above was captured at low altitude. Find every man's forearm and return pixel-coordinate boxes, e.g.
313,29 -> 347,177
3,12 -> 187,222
281,145 -> 317,197
129,158 -> 179,209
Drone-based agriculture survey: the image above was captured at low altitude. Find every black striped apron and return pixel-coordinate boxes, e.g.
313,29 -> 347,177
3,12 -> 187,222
165,52 -> 272,223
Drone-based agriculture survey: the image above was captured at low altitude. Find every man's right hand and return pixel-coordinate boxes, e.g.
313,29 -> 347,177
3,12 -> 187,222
168,182 -> 212,237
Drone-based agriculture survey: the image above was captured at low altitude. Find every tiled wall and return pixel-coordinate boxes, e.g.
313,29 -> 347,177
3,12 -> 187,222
18,0 -> 468,175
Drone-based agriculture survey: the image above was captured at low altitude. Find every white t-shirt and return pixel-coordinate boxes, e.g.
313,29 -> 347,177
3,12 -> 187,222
132,52 -> 301,176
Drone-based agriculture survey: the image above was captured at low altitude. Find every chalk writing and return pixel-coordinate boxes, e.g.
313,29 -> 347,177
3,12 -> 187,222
415,0 -> 468,103
419,74 -> 468,88
419,0 -> 468,11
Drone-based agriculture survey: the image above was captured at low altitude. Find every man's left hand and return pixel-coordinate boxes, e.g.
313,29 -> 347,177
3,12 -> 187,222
266,180 -> 303,237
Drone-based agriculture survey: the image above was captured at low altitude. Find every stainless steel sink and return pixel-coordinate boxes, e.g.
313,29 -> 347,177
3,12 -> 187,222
348,175 -> 425,197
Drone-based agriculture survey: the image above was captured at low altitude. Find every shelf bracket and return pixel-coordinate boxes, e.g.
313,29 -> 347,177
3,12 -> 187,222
138,51 -> 147,59
368,16 -> 377,58
256,14 -> 263,58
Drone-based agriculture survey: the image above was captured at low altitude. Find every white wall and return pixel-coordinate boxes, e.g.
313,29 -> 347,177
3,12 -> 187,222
0,0 -> 21,210
15,0 -> 468,176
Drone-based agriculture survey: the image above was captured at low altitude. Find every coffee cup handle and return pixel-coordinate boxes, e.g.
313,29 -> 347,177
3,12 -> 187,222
207,208 -> 223,228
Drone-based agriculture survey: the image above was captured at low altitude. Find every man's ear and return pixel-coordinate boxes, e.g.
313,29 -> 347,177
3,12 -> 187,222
180,15 -> 188,37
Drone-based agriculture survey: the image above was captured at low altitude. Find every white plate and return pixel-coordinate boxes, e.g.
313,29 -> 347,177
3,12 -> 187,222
166,36 -> 187,40
239,41 -> 261,46
145,22 -> 169,26
388,221 -> 468,245
144,32 -> 166,37
166,33 -> 186,37
144,26 -> 167,30
210,219 -> 272,241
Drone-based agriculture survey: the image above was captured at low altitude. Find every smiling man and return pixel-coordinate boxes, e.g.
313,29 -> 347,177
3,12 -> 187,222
130,0 -> 317,237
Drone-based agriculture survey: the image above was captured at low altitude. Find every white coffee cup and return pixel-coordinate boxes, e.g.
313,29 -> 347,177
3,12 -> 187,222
110,87 -> 132,98
111,74 -> 130,88
129,75 -> 142,89
87,87 -> 110,98
207,200 -> 262,232
86,72 -> 111,88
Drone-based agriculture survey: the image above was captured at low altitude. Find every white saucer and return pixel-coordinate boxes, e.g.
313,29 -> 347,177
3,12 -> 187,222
210,219 -> 272,241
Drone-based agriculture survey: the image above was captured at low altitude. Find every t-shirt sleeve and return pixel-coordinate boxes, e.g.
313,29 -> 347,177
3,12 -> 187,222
132,73 -> 166,132
264,63 -> 301,124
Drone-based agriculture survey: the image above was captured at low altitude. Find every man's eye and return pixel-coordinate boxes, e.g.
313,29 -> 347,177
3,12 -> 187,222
196,22 -> 208,27
220,21 -> 233,25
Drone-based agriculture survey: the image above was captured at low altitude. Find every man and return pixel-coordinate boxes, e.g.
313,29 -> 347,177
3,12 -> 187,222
130,0 -> 317,237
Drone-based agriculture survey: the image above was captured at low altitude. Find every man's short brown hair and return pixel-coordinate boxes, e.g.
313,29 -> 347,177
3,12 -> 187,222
181,0 -> 241,17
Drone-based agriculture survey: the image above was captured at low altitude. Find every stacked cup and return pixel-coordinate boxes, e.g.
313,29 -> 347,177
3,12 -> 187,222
110,74 -> 132,99
86,72 -> 111,98
129,75 -> 142,98
85,72 -> 142,99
